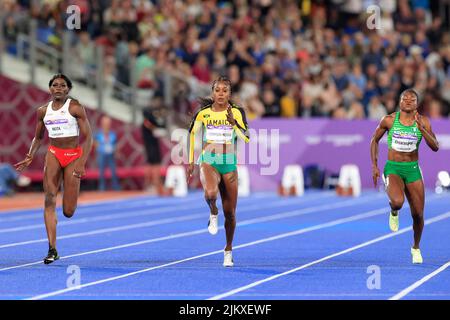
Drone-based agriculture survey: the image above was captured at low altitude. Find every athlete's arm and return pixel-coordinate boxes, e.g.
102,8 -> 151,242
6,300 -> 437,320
187,111 -> 203,183
70,100 -> 93,177
415,113 -> 439,152
229,106 -> 250,143
188,112 -> 203,164
370,115 -> 391,187
14,106 -> 46,172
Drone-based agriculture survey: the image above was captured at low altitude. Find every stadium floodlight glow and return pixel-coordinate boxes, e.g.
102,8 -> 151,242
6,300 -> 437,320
437,171 -> 450,187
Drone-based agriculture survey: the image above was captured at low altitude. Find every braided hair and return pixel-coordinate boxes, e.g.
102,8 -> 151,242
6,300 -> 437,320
197,76 -> 237,108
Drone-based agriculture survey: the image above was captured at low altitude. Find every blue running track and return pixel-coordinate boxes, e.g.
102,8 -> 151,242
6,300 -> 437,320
0,190 -> 449,300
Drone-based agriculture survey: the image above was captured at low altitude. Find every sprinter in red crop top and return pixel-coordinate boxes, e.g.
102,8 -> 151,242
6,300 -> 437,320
14,74 -> 93,264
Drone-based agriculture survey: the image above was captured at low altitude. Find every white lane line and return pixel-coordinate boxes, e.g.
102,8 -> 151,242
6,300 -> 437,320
0,204 -> 206,233
0,193 -> 381,249
0,191 -> 314,217
0,229 -> 207,272
389,261 -> 450,300
0,193 -> 206,222
1,191 -> 290,215
0,192 -> 337,233
0,192 -> 205,214
208,211 -> 450,300
0,213 -> 206,249
26,204 -> 419,301
0,194 -> 380,271
0,191 -> 332,224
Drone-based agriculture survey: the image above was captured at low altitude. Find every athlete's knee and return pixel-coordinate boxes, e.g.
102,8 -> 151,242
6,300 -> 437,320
223,209 -> 235,221
390,197 -> 404,210
205,189 -> 218,200
44,192 -> 57,208
63,206 -> 76,218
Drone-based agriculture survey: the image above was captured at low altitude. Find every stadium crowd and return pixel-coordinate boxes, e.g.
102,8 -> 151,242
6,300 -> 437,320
2,0 -> 450,120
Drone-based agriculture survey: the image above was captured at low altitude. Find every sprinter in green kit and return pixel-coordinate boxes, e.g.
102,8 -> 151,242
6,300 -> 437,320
370,89 -> 439,264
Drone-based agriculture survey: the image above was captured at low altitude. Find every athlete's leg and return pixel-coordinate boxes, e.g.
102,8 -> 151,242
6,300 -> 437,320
200,162 -> 221,216
61,160 -> 81,218
43,152 -> 63,248
386,174 -> 405,212
218,170 -> 238,251
405,179 -> 425,249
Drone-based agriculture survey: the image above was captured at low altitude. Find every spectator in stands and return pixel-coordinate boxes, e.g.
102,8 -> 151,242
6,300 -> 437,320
442,79 -> 450,110
319,74 -> 342,115
94,115 -> 120,191
120,0 -> 139,42
383,92 -> 399,114
427,16 -> 445,51
332,105 -> 348,119
348,62 -> 367,93
103,0 -> 123,31
115,39 -> 139,86
280,82 -> 298,118
142,96 -> 166,194
301,65 -> 325,112
86,0 -> 103,38
6,0 -> 450,123
72,31 -> 96,84
332,59 -> 350,91
376,72 -> 392,97
348,101 -> 365,119
3,16 -> 19,48
192,54 -> 211,83
427,99 -> 444,119
395,0 -> 418,34
0,163 -> 31,196
136,47 -> 156,89
262,88 -> 280,117
367,95 -> 387,120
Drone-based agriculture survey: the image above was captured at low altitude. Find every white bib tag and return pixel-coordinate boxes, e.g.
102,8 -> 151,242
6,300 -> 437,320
205,125 -> 233,144
391,131 -> 418,152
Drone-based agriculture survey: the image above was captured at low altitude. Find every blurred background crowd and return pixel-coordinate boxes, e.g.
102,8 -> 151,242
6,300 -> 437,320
2,0 -> 450,121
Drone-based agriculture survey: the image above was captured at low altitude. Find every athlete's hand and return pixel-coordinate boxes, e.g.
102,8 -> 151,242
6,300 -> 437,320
372,165 -> 380,188
186,163 -> 195,184
414,111 -> 425,131
226,106 -> 236,126
73,162 -> 85,179
14,154 -> 33,172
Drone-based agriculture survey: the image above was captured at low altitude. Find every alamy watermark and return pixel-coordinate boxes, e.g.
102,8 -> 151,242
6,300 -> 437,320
66,5 -> 81,30
66,265 -> 81,289
366,265 -> 381,290
170,128 -> 280,176
366,5 -> 381,30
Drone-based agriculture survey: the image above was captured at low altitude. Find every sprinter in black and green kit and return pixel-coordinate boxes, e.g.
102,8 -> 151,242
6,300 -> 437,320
370,89 -> 439,264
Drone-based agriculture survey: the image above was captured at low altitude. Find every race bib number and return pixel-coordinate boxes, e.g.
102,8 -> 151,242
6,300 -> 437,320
391,131 -> 418,152
205,125 -> 233,144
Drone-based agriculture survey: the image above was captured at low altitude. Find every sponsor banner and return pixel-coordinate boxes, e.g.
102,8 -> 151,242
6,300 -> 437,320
241,119 -> 450,191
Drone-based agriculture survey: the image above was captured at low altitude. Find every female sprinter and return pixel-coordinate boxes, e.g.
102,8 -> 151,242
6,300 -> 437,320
15,74 -> 93,264
187,76 -> 250,267
370,89 -> 439,264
